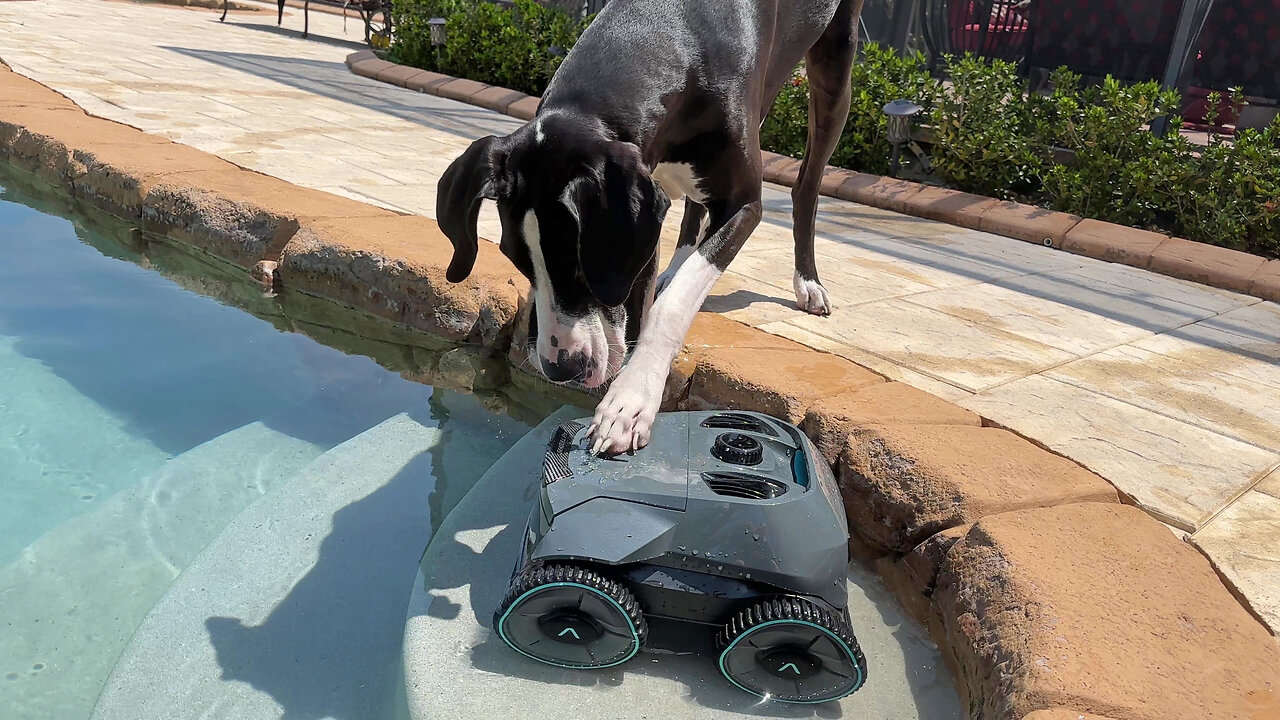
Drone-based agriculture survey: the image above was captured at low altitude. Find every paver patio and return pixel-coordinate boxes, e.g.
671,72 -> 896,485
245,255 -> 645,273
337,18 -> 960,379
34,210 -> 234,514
2,0 -> 1277,634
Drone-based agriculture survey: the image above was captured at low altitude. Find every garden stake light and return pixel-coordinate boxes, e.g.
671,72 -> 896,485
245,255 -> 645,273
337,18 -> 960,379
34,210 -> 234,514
882,99 -> 929,177
428,17 -> 447,67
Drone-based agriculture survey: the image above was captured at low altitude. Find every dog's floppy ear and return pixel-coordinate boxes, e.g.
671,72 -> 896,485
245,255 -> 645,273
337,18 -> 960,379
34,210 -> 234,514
437,135 -> 503,283
565,142 -> 670,307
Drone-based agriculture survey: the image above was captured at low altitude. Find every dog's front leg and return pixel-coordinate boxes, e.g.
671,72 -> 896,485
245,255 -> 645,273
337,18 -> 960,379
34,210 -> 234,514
590,200 -> 763,455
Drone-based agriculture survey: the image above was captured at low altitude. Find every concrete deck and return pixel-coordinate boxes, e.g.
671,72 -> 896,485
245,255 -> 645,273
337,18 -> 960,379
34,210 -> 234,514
1,0 -> 1276,634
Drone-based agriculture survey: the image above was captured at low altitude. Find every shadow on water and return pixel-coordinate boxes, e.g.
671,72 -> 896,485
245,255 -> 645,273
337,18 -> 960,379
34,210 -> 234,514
849,563 -> 964,719
201,387 -> 534,720
203,441 -> 438,720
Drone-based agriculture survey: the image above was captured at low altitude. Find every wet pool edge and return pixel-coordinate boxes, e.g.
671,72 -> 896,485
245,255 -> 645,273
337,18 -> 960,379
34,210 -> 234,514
0,161 -> 592,428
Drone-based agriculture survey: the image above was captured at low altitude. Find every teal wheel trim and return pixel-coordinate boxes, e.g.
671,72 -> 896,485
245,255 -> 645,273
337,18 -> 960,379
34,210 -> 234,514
717,597 -> 866,704
495,564 -> 646,670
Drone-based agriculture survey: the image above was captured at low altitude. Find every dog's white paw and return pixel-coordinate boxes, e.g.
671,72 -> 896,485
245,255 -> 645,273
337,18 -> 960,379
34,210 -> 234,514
793,271 -> 832,316
588,363 -> 663,456
654,269 -> 676,296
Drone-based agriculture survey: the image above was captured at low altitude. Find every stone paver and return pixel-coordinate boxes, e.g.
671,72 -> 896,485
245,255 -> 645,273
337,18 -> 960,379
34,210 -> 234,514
1191,470 -> 1280,635
1,0 -> 1278,630
1046,326 -> 1280,451
961,374 -> 1278,531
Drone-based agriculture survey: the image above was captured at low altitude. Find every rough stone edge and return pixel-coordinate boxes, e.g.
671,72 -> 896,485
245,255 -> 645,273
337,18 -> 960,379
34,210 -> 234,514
0,66 -> 515,347
5,63 -> 1276,718
343,51 -> 1280,304
933,503 -> 1280,720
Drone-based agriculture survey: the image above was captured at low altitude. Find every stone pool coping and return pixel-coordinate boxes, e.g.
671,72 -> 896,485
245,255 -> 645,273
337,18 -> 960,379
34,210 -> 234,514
3,63 -> 1277,718
345,49 -> 1280,305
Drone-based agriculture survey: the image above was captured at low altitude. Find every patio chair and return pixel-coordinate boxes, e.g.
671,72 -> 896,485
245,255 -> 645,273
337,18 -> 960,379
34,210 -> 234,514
220,0 -> 392,46
920,0 -> 1032,67
1190,0 -> 1280,101
1025,0 -> 1184,83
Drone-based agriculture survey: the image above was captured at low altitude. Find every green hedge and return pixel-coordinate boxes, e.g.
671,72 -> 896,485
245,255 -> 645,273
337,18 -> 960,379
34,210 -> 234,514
762,46 -> 941,177
931,60 -> 1279,256
390,0 -> 588,96
388,2 -> 1280,258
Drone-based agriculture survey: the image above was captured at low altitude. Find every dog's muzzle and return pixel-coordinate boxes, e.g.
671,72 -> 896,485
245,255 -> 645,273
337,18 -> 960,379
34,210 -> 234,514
539,350 -> 591,384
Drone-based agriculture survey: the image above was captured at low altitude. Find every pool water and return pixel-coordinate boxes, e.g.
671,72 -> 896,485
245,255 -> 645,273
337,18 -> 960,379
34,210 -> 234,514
0,169 -> 962,720
0,180 -> 531,720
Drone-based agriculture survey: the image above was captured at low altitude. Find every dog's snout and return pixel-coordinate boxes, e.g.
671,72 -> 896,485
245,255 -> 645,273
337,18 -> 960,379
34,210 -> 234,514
540,350 -> 589,383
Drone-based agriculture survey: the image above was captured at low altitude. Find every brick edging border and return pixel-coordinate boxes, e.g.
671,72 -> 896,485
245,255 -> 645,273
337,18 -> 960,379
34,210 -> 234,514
4,63 -> 1277,718
347,49 -> 1280,304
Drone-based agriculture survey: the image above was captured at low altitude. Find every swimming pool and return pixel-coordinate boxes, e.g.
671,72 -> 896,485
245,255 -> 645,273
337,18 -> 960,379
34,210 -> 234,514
0,176 -> 532,720
0,166 -> 961,720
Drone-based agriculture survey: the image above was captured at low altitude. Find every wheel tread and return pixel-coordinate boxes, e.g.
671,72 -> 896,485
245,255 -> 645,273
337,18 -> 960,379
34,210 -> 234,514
716,595 -> 868,700
498,563 -> 649,647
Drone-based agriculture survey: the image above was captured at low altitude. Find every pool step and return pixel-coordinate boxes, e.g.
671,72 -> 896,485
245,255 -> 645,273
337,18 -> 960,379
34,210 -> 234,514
401,409 -> 577,720
401,406 -> 963,720
0,420 -> 325,720
90,412 -> 442,720
0,335 -> 170,562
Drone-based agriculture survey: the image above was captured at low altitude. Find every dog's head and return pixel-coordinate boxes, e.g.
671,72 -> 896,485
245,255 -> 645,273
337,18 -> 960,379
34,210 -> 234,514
437,113 -> 670,388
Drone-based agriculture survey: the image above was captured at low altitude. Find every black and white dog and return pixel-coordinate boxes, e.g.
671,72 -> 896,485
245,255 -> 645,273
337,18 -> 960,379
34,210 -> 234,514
438,0 -> 863,455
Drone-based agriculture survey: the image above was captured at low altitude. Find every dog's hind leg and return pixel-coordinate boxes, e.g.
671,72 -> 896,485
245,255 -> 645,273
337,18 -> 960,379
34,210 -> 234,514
790,0 -> 862,316
655,199 -> 706,295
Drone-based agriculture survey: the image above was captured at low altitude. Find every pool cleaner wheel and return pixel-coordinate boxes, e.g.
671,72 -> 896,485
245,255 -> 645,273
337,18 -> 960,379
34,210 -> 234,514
494,564 -> 647,669
716,597 -> 867,704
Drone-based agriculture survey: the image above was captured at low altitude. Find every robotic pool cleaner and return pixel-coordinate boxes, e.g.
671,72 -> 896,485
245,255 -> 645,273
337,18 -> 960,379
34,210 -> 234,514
493,410 -> 867,704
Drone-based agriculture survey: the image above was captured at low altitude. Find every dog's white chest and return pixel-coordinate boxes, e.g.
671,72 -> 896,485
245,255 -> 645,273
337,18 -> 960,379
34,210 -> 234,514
652,162 -> 707,203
